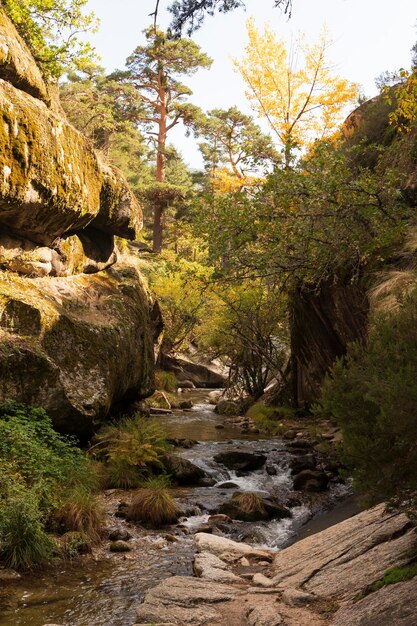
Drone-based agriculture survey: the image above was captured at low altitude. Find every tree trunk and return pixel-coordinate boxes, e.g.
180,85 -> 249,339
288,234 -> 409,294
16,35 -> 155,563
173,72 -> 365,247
152,82 -> 167,253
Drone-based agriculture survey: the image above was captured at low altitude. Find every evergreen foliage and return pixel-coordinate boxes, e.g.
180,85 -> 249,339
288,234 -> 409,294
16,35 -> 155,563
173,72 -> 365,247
317,290 -> 417,504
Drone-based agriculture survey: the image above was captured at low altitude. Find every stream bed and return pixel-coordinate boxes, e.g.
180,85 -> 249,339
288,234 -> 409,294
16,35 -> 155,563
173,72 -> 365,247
0,390 -> 357,626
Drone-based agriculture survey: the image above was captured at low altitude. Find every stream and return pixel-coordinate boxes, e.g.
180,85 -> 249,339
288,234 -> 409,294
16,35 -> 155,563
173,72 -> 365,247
0,389 -> 356,626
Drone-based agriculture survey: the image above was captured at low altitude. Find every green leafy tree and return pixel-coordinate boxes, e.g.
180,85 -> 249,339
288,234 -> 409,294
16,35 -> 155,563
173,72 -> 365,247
3,0 -> 99,76
117,27 -> 212,252
193,106 -> 279,177
199,281 -> 289,398
195,141 -> 410,285
60,67 -> 145,156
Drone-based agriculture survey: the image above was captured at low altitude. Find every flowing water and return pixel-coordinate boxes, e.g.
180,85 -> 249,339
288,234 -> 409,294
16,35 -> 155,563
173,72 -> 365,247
0,390 -> 354,626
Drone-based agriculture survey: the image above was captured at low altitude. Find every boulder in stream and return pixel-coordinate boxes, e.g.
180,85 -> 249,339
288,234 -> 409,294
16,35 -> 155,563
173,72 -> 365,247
213,450 -> 267,472
164,454 -> 213,486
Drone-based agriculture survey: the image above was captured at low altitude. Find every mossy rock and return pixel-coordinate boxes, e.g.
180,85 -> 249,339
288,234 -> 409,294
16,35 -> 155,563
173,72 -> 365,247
0,9 -> 50,104
0,262 -> 162,437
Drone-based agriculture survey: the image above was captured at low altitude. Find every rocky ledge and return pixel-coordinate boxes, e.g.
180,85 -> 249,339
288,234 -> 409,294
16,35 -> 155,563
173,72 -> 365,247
135,503 -> 417,626
0,8 -> 162,435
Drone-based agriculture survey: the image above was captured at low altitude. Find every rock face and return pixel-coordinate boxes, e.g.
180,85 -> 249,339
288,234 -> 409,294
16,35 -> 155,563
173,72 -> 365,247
0,263 -> 160,436
289,280 -> 369,405
136,505 -> 417,626
135,576 -> 239,625
0,9 -> 160,435
272,503 -> 414,599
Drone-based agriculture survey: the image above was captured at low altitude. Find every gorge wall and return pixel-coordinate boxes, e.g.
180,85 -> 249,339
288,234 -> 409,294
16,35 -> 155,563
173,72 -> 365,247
288,92 -> 417,407
0,9 -> 161,436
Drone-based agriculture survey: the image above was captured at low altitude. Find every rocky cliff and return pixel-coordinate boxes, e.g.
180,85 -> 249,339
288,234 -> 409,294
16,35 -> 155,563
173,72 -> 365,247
0,9 -> 161,436
287,91 -> 417,407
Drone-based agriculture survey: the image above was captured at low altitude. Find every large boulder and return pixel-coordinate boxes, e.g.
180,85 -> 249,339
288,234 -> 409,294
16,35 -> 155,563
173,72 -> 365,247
0,263 -> 161,436
218,493 -> 291,522
164,454 -> 211,486
0,8 -> 50,104
213,450 -> 267,472
272,504 -> 415,600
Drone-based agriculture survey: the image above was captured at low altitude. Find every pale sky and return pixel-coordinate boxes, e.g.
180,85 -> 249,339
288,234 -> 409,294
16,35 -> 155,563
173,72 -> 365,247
84,0 -> 417,167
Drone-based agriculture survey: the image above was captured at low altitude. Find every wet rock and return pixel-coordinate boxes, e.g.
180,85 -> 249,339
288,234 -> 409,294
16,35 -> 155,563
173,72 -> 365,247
115,502 -> 129,519
162,533 -> 178,543
179,400 -> 193,409
287,440 -> 312,451
135,576 -> 238,625
265,464 -> 278,476
109,540 -> 131,552
193,551 -> 242,583
164,454 -> 208,486
208,514 -> 233,524
178,379 -> 195,389
166,438 -> 197,449
293,470 -> 329,492
218,493 -> 270,522
213,450 -> 267,472
289,454 -> 316,474
262,498 -> 292,520
215,399 -> 241,416
216,481 -> 240,489
215,423 -> 225,429
108,527 -> 132,541
240,557 -> 250,567
0,568 -> 21,582
283,429 -> 298,440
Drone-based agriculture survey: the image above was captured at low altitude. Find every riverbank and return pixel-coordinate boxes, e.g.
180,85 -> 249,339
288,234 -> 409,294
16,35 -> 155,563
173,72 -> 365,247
136,504 -> 417,626
0,390 -> 356,626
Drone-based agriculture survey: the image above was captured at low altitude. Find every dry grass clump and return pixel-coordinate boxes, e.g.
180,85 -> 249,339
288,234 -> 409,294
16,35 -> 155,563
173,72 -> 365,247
127,476 -> 180,527
233,492 -> 266,516
53,486 -> 104,543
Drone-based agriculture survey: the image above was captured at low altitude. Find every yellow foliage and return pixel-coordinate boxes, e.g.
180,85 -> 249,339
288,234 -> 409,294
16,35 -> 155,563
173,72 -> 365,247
234,20 -> 359,164
209,167 -> 264,193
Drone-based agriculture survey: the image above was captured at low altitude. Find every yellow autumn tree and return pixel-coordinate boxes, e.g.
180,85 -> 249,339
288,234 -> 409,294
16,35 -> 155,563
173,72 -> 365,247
235,20 -> 359,166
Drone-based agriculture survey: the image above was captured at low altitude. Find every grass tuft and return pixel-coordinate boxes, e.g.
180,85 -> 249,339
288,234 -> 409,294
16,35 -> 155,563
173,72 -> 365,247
127,476 -> 180,527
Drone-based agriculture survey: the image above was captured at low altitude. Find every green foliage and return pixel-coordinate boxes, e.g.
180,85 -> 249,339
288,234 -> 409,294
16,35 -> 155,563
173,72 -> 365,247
317,290 -> 417,503
92,415 -> 169,489
199,281 -> 289,398
150,256 -> 213,353
155,370 -> 178,392
192,106 -> 279,176
369,562 -> 417,592
127,476 -> 180,527
3,0 -> 99,76
0,485 -> 55,570
60,531 -> 92,558
0,403 -> 99,570
247,404 -> 289,434
196,141 -> 410,285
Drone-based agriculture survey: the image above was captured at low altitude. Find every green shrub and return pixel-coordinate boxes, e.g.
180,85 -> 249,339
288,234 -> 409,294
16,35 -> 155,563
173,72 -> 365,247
92,415 -> 169,488
155,370 -> 178,392
0,403 -> 98,570
247,404 -> 293,434
60,531 -> 92,559
127,476 -> 180,527
0,473 -> 55,571
317,290 -> 417,503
